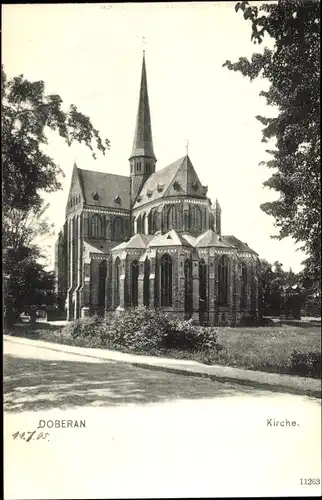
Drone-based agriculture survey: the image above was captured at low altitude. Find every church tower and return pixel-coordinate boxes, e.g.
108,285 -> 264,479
129,52 -> 157,204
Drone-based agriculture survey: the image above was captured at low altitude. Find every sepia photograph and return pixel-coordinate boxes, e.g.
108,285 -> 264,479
3,1 -> 321,498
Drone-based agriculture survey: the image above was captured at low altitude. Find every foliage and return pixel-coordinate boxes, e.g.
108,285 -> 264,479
224,1 -> 321,285
2,66 -> 110,215
2,67 -> 110,323
290,350 -> 321,378
61,306 -> 222,355
3,245 -> 57,325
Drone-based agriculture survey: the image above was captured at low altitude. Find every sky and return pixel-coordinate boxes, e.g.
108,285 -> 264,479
2,2 -> 306,272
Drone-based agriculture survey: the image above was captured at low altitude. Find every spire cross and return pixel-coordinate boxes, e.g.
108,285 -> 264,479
142,36 -> 146,53
185,139 -> 189,156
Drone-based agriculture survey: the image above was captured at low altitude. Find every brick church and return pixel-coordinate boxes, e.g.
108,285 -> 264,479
55,53 -> 259,325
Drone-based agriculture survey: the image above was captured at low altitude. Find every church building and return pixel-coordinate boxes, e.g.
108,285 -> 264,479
55,53 -> 259,326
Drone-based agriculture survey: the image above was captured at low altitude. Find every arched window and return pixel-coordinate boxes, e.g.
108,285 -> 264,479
191,205 -> 202,232
98,260 -> 107,311
141,213 -> 146,235
160,254 -> 172,306
199,259 -> 207,321
240,263 -> 247,309
148,208 -> 159,234
167,205 -> 180,231
113,217 -> 124,241
131,260 -> 139,307
143,258 -> 150,306
91,214 -> 103,239
136,214 -> 142,234
184,258 -> 193,317
218,255 -> 229,306
114,257 -> 120,308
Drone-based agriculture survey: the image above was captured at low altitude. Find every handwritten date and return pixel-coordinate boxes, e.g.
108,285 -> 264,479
12,431 -> 50,442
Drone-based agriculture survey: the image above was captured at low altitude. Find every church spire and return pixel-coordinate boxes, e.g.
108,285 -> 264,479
129,52 -> 157,205
130,52 -> 156,161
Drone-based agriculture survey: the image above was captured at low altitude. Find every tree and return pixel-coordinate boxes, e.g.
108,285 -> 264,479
2,67 -> 110,325
223,1 -> 320,286
2,66 -> 110,215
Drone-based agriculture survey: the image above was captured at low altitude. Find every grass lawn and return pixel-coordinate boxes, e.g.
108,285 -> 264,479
5,321 -> 321,377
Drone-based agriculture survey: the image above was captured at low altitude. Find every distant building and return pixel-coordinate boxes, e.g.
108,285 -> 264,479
55,53 -> 259,325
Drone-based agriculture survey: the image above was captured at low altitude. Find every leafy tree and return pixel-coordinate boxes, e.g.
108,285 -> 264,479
2,67 -> 110,325
2,66 -> 110,214
223,1 -> 320,286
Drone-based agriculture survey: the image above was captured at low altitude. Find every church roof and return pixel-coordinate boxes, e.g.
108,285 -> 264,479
133,155 -> 207,209
77,168 -> 130,210
148,229 -> 194,248
222,235 -> 258,255
111,233 -> 154,251
195,229 -> 236,248
130,52 -> 156,161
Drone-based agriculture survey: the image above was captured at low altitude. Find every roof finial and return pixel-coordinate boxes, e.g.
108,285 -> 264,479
185,139 -> 189,156
142,36 -> 146,55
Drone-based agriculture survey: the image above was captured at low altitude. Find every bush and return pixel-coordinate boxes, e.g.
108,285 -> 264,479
60,306 -> 223,356
62,315 -> 102,340
162,318 -> 221,354
290,350 -> 322,378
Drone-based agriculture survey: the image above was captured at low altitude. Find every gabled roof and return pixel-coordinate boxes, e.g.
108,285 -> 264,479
77,168 -> 130,210
133,155 -> 207,209
195,229 -> 237,248
111,233 -> 154,251
222,235 -> 258,255
148,229 -> 194,248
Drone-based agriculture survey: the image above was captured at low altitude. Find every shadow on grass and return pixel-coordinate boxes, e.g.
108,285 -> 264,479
3,351 -> 269,413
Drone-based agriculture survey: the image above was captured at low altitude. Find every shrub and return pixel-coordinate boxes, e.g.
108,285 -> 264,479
162,319 -> 221,353
99,306 -> 174,351
62,315 -> 102,340
290,350 -> 322,378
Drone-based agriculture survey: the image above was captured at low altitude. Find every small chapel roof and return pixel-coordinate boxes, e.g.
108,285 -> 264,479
148,229 -> 194,248
111,233 -> 154,251
222,235 -> 258,255
77,168 -> 130,209
195,230 -> 236,248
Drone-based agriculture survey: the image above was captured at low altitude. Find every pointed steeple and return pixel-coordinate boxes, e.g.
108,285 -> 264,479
130,52 -> 156,161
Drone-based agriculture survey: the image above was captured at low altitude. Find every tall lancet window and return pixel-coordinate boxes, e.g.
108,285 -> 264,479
113,217 -> 124,240
184,258 -> 193,317
114,257 -> 121,308
98,260 -> 107,311
160,254 -> 172,307
91,214 -> 103,239
218,255 -> 229,306
240,263 -> 247,309
167,205 -> 180,231
143,258 -> 150,306
191,205 -> 202,232
131,260 -> 139,307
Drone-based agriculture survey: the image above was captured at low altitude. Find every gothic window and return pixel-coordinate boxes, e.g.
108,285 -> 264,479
218,255 -> 229,306
160,253 -> 172,307
191,205 -> 202,231
251,276 -> 257,312
240,263 -> 247,309
91,214 -> 103,239
141,213 -> 146,234
114,257 -> 120,308
113,217 -> 124,240
135,214 -> 141,234
167,205 -> 180,231
184,258 -> 193,316
143,258 -> 150,306
149,208 -> 158,234
98,260 -> 107,310
131,260 -> 139,307
199,259 -> 207,314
